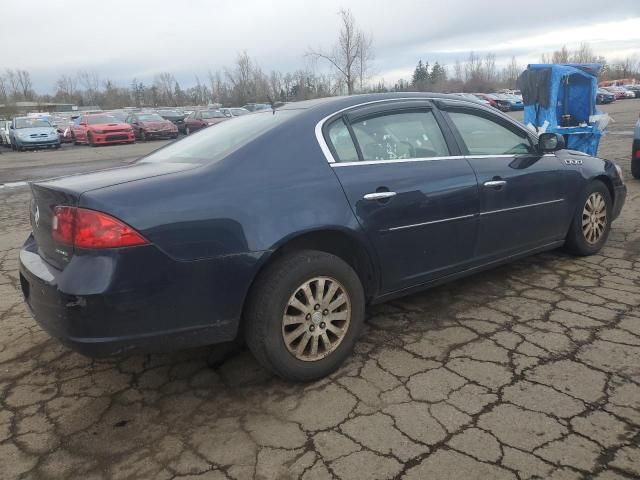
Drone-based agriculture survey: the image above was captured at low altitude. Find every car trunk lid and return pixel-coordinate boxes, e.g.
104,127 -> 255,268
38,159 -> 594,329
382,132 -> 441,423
29,161 -> 197,269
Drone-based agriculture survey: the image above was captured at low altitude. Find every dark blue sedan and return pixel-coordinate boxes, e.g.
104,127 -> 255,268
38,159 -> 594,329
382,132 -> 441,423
19,93 -> 627,381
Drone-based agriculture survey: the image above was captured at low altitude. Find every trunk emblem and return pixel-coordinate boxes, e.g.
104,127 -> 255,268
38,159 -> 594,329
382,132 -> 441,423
34,205 -> 40,228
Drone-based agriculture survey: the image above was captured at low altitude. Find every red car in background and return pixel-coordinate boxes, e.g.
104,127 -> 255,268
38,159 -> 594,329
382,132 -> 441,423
184,110 -> 229,135
70,114 -> 135,146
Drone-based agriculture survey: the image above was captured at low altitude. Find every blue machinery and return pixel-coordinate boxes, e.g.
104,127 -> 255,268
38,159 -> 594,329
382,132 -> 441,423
518,64 -> 604,156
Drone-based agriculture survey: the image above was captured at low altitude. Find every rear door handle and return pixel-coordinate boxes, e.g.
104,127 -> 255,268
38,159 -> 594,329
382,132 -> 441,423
483,180 -> 507,188
363,191 -> 397,200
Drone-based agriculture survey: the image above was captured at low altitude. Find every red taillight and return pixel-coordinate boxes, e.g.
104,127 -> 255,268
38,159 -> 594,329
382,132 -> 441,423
52,206 -> 148,249
635,149 -> 640,159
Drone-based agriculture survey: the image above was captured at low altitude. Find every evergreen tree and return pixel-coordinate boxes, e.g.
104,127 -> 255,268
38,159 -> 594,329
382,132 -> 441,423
412,60 -> 431,91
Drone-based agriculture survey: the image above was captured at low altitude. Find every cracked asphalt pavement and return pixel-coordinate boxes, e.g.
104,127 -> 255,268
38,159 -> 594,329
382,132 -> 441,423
0,101 -> 639,479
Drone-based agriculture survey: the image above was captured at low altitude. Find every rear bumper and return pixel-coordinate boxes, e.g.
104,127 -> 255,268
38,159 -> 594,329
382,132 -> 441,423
19,235 -> 244,356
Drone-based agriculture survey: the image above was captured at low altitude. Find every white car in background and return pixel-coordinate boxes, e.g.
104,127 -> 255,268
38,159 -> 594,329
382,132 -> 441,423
0,120 -> 11,147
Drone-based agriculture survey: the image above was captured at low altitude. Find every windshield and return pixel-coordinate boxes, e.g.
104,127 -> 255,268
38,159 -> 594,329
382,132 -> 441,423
87,115 -> 119,125
142,109 -> 300,165
15,118 -> 51,128
159,110 -> 181,116
231,108 -> 249,116
201,111 -> 226,119
138,113 -> 164,121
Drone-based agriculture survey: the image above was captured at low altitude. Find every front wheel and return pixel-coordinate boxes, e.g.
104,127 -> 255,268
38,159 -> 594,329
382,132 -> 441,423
87,133 -> 95,147
564,180 -> 612,256
244,250 -> 365,382
185,127 -> 190,135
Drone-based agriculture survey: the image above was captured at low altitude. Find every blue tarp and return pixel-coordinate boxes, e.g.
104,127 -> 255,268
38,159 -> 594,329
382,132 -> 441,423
522,64 -> 602,156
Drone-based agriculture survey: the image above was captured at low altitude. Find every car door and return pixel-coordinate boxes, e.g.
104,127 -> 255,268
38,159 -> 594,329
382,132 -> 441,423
324,101 -> 480,294
73,116 -> 88,142
440,104 -> 570,261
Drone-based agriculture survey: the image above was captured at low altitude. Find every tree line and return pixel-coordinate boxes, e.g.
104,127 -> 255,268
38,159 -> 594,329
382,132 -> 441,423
1,10 -> 638,112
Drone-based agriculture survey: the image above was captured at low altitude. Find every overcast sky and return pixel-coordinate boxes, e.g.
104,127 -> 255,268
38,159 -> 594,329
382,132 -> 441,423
3,0 -> 640,93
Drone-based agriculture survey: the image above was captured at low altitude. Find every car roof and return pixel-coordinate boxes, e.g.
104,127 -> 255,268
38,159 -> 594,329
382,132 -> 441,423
278,92 -> 479,113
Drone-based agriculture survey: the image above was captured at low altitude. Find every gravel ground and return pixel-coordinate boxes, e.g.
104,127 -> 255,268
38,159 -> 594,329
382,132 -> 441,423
0,100 -> 638,480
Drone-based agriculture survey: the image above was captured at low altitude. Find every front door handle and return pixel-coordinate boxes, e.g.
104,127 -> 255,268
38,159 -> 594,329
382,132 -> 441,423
483,180 -> 507,188
363,191 -> 397,201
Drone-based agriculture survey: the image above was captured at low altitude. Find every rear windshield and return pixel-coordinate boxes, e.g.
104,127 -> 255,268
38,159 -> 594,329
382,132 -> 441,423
138,113 -> 164,121
201,111 -> 226,119
141,109 -> 300,165
87,115 -> 118,125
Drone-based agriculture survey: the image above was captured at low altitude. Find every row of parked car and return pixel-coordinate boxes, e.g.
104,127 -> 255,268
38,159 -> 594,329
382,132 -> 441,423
453,91 -> 525,112
0,105 -> 258,151
597,85 -> 640,103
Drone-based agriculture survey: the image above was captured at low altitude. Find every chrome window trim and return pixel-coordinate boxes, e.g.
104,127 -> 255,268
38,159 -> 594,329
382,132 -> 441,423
385,214 -> 476,232
480,198 -> 565,216
331,155 -> 466,167
330,153 -> 556,168
315,97 -> 440,164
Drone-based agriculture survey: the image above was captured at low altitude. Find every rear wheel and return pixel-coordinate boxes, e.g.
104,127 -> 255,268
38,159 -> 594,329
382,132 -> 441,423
564,180 -> 612,256
140,130 -> 147,142
87,133 -> 95,147
185,127 -> 190,135
244,250 -> 365,382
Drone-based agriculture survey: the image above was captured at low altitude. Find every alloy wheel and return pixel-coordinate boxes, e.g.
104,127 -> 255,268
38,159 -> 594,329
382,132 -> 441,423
582,192 -> 607,244
281,276 -> 351,362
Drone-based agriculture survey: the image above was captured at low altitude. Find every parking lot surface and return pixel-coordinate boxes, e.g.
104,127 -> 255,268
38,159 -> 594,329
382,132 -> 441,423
0,101 -> 639,479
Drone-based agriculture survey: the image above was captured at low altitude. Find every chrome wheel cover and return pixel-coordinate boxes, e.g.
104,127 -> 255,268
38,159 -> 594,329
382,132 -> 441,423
582,192 -> 607,244
281,276 -> 351,362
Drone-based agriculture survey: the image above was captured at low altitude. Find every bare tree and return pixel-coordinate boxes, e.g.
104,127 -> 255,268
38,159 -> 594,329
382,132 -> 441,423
572,43 -> 597,64
307,9 -> 371,95
356,30 -> 374,92
552,45 -> 570,64
55,75 -> 77,101
503,56 -> 520,88
5,69 -> 21,100
16,70 -> 33,100
154,72 -> 176,105
0,75 -> 7,103
77,70 -> 100,104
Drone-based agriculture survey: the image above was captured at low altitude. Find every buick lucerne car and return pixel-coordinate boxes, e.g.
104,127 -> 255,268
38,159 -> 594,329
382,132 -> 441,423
19,93 -> 626,382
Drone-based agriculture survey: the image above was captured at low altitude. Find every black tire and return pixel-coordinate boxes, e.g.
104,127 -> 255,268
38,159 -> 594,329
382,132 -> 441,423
140,130 -> 147,142
632,141 -> 640,179
244,250 -> 365,382
564,180 -> 612,256
87,133 -> 95,147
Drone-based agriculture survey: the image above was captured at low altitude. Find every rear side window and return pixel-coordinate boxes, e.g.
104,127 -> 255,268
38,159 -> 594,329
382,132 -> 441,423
447,111 -> 534,155
326,118 -> 359,163
350,110 -> 449,161
141,109 -> 300,165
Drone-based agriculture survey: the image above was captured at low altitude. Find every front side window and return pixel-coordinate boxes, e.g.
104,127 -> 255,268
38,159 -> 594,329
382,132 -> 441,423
447,111 -> 534,155
350,110 -> 449,161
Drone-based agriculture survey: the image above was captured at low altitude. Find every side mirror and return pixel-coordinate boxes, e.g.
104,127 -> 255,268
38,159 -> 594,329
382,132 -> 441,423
538,133 -> 565,153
